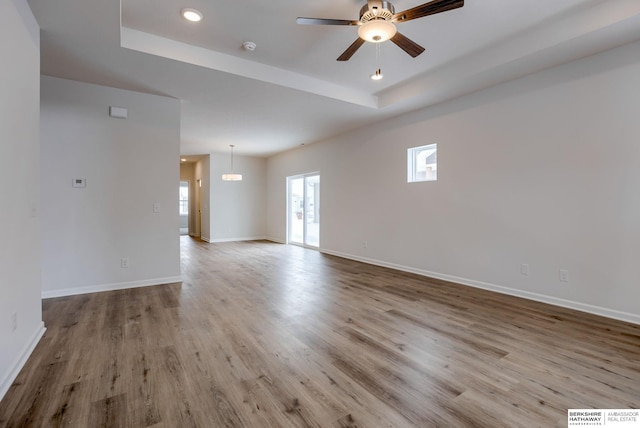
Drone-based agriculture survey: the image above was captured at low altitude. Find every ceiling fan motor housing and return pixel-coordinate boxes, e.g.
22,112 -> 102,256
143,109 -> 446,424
359,1 -> 395,22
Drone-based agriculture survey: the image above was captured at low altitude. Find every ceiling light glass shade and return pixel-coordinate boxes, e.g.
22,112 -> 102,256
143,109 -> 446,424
357,20 -> 397,43
181,8 -> 203,22
221,173 -> 242,181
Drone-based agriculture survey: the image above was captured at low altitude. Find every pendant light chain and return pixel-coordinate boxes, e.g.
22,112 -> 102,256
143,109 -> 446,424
230,144 -> 235,173
222,144 -> 243,181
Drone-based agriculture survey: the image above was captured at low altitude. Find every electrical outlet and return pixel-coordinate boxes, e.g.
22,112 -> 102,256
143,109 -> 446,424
11,313 -> 17,332
559,269 -> 569,282
121,258 -> 129,268
363,241 -> 368,249
520,263 -> 530,276
153,203 -> 160,213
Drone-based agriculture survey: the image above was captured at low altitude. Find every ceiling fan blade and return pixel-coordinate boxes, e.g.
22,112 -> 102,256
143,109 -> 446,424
390,32 -> 425,57
337,38 -> 366,61
393,0 -> 463,23
296,17 -> 359,26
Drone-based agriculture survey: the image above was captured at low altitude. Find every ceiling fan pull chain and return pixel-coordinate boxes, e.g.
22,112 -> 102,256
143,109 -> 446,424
371,42 -> 384,80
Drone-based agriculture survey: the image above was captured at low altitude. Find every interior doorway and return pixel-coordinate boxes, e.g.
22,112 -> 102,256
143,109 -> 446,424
195,179 -> 201,238
287,173 -> 320,248
179,181 -> 189,235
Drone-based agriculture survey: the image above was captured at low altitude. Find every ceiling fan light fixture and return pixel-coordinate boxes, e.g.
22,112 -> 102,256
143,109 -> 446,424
357,19 -> 397,43
181,8 -> 203,22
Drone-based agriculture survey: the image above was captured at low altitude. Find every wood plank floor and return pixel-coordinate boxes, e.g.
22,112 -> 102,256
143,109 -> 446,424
1,237 -> 639,427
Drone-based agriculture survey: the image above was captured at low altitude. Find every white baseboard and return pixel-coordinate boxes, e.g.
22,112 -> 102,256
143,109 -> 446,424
210,236 -> 267,243
265,237 -> 286,244
0,321 -> 46,401
320,249 -> 640,326
200,236 -> 281,244
41,276 -> 183,299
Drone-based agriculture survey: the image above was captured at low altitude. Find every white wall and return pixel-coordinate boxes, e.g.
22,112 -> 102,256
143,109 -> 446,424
0,0 -> 45,400
40,76 -> 181,297
210,154 -> 267,242
267,40 -> 640,324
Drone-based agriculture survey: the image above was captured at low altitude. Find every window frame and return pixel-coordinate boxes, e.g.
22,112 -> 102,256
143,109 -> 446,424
407,143 -> 437,183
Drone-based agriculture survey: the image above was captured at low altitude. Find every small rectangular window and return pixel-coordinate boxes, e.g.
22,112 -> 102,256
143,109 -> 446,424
407,144 -> 437,183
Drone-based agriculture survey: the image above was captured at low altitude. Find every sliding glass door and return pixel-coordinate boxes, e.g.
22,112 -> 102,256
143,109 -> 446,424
288,173 -> 320,248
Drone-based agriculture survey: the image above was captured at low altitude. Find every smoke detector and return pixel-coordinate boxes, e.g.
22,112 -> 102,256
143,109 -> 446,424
242,41 -> 257,51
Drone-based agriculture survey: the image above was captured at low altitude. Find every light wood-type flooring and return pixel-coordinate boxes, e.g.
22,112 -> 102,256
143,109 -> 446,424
1,237 -> 639,427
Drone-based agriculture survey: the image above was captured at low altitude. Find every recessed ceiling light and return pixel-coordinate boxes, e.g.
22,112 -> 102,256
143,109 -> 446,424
181,158 -> 187,162
181,8 -> 203,22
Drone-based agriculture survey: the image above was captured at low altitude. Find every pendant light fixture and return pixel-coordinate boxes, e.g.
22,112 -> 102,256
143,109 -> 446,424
221,145 -> 242,181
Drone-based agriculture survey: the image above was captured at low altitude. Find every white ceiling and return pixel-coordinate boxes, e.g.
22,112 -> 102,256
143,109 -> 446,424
27,0 -> 640,157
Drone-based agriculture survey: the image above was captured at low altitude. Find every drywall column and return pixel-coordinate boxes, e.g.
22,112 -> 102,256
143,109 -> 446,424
0,0 -> 45,400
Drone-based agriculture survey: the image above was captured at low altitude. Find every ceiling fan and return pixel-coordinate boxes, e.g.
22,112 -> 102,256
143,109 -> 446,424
297,0 -> 464,61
